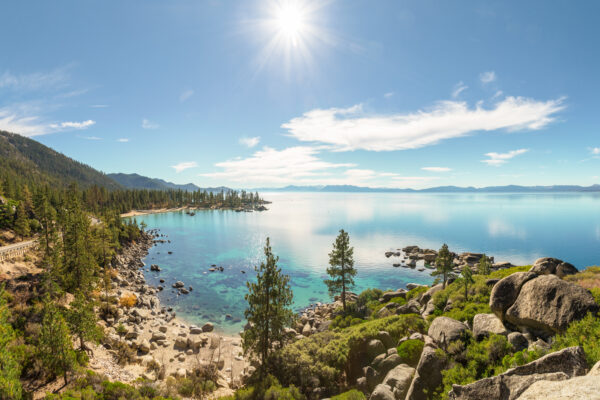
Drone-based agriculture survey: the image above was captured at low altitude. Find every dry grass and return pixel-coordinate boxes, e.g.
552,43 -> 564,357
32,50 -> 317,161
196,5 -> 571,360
565,266 -> 600,289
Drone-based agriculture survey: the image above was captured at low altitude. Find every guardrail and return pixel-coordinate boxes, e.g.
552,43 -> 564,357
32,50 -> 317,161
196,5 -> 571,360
0,240 -> 37,262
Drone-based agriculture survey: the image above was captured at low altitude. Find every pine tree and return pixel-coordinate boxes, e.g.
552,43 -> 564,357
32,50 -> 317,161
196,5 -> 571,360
61,185 -> 97,293
67,290 -> 103,352
38,299 -> 76,386
324,229 -> 356,312
13,202 -> 29,237
433,243 -> 455,289
0,286 -> 23,400
243,238 -> 293,378
461,265 -> 474,300
478,254 -> 491,275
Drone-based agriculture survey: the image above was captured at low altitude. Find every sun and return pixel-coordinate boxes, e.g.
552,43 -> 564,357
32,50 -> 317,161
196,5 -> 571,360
275,3 -> 305,41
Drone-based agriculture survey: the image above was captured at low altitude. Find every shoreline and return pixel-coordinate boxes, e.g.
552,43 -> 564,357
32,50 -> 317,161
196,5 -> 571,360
89,230 -> 247,397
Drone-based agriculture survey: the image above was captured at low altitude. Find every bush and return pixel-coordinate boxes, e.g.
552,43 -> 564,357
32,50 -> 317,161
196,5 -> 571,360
119,293 -> 137,308
406,286 -> 428,301
552,313 -> 600,368
331,389 -> 366,400
396,339 -> 424,367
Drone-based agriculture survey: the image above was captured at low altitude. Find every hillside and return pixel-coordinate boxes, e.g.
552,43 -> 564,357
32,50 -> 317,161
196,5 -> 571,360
0,130 -> 122,190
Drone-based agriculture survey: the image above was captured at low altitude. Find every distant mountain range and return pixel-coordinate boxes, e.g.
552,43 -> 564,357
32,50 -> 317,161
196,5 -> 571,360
108,173 -> 230,193
254,184 -> 600,193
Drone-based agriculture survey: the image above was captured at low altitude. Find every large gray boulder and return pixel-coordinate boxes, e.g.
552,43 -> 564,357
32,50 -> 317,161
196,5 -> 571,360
376,354 -> 403,378
367,339 -> 387,360
448,347 -> 587,400
405,346 -> 447,400
489,272 -> 537,318
473,313 -> 508,340
396,300 -> 421,315
505,275 -> 599,334
507,332 -> 528,352
428,317 -> 468,348
530,257 -> 578,278
418,284 -> 443,306
383,364 -> 415,400
370,384 -> 395,400
516,361 -> 600,400
381,289 -> 407,302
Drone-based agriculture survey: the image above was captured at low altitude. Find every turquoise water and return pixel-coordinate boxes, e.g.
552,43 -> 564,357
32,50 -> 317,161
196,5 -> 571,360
133,192 -> 600,334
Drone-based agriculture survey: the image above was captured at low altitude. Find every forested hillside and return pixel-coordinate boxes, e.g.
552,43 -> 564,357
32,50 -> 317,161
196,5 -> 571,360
107,173 -> 200,191
0,131 -> 122,191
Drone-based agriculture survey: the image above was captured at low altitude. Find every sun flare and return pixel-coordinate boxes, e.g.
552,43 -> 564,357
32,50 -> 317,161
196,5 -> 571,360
275,3 -> 305,40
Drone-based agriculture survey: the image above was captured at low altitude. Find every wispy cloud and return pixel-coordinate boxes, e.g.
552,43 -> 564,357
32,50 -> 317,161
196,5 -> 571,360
591,147 -> 600,155
452,81 -> 468,98
239,136 -> 261,148
117,138 -> 130,143
480,71 -> 497,84
384,92 -> 395,98
79,135 -> 101,140
52,120 -> 95,129
482,149 -> 528,166
171,161 -> 198,173
91,104 -> 109,108
421,167 -> 451,172
0,66 -> 70,91
201,146 -> 354,186
282,97 -> 565,152
179,89 -> 194,103
142,118 -> 159,129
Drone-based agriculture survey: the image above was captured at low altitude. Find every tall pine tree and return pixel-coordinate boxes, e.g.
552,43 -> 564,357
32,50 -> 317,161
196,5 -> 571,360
67,290 -> 103,352
461,265 -> 474,300
324,229 -> 356,312
38,299 -> 76,386
433,243 -> 455,289
243,238 -> 293,378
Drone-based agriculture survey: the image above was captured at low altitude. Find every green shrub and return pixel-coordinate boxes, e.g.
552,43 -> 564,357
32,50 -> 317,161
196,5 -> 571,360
406,286 -> 428,301
331,389 -> 366,400
552,313 -> 600,368
397,339 -> 424,367
275,315 -> 427,395
331,314 -> 364,330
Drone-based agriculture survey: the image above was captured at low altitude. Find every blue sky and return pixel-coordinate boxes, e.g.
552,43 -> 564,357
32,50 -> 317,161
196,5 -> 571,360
1,1 -> 599,189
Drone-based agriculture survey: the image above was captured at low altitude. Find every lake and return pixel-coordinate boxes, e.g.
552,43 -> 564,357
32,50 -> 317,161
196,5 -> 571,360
132,192 -> 600,334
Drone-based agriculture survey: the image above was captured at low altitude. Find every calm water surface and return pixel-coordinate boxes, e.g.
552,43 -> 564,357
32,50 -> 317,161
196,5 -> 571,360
132,192 -> 600,334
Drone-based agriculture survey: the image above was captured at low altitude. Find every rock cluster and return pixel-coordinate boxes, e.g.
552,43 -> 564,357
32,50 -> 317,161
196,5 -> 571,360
489,258 -> 598,335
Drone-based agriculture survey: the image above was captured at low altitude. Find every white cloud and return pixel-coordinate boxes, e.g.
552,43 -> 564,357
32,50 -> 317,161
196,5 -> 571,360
492,90 -> 503,99
53,120 -> 95,129
482,149 -> 528,166
117,138 -> 130,142
239,136 -> 261,148
91,104 -> 109,108
200,146 -> 355,186
282,96 -> 565,152
0,106 -> 96,136
480,71 -> 497,84
171,161 -> 198,173
142,118 -> 159,129
79,135 -> 101,140
384,92 -> 395,98
179,89 -> 194,102
452,81 -> 468,98
591,147 -> 600,155
421,167 -> 451,172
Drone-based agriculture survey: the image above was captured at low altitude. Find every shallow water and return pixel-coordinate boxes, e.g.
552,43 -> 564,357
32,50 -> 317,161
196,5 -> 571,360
133,192 -> 600,334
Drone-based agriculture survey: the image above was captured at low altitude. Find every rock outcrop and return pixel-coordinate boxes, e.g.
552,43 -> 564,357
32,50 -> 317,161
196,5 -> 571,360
405,345 -> 447,400
447,347 -> 588,400
516,360 -> 600,399
382,364 -> 415,400
529,257 -> 578,278
489,272 -> 537,317
472,313 -> 508,340
428,317 -> 468,348
504,275 -> 599,334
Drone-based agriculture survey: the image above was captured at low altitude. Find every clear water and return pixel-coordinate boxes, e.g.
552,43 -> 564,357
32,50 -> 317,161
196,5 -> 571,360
132,192 -> 600,334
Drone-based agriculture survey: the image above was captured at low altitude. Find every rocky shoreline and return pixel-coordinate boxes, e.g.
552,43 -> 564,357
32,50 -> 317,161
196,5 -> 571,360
385,245 -> 514,273
89,231 -> 247,396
